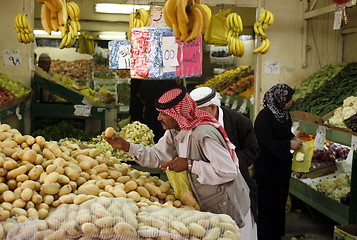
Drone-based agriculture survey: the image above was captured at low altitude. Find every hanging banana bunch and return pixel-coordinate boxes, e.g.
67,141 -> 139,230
253,9 -> 274,55
225,12 -> 244,57
163,0 -> 211,42
14,13 -> 35,44
78,33 -> 95,55
128,8 -> 151,40
37,0 -> 81,49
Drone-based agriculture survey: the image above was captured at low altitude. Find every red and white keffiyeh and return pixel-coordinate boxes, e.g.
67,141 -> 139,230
156,87 -> 239,168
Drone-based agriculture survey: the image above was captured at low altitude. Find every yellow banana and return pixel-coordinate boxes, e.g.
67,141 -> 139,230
257,24 -> 267,39
59,32 -> 69,49
201,4 -> 211,20
253,38 -> 267,54
253,22 -> 259,35
176,0 -> 189,24
20,32 -> 28,43
44,0 -> 57,12
66,2 -> 76,21
138,8 -> 150,26
16,13 -> 24,29
59,25 -> 67,38
14,14 -> 20,31
50,9 -> 59,31
17,32 -> 23,43
260,38 -> 270,54
267,10 -> 274,25
192,4 -> 209,33
257,9 -> 267,24
50,0 -> 63,11
238,38 -> 244,57
235,14 -> 243,32
186,6 -> 202,41
69,20 -> 78,37
69,2 -> 80,21
226,13 -> 232,29
21,14 -> 30,30
76,21 -> 81,32
28,32 -> 35,42
177,13 -> 189,41
163,4 -> 173,28
65,32 -> 73,47
24,33 -> 31,43
262,22 -> 269,30
230,37 -> 236,56
166,0 -> 181,39
41,3 -> 53,34
67,36 -> 77,48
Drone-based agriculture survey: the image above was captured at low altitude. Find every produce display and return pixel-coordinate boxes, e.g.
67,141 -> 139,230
325,96 -> 357,131
0,73 -> 31,107
291,62 -> 357,117
316,173 -> 351,203
253,9 -> 274,55
196,66 -> 254,97
37,0 -> 81,49
0,88 -> 15,106
163,0 -> 210,41
14,13 -> 34,44
50,59 -> 130,80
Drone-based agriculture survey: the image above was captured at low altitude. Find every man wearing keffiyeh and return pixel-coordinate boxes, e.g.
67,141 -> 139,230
105,86 -> 252,235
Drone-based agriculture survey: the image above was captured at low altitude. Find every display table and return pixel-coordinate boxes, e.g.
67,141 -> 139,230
0,95 -> 28,132
32,75 -> 117,133
290,116 -> 357,225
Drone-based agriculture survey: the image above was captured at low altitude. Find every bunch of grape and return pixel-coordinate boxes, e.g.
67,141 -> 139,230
119,121 -> 155,146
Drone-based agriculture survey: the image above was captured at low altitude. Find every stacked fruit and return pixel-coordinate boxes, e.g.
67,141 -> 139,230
253,9 -> 274,55
163,0 -> 211,42
128,8 -> 151,40
14,13 -> 35,44
36,0 -> 81,49
0,87 -> 15,106
226,13 -> 244,57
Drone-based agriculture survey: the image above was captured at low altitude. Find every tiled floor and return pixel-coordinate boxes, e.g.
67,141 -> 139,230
282,196 -> 336,240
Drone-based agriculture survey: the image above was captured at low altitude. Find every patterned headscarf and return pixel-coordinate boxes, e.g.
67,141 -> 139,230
155,86 -> 239,168
263,83 -> 295,124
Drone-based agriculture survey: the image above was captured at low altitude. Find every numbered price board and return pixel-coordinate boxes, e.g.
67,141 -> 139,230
108,40 -> 131,70
129,27 -> 202,80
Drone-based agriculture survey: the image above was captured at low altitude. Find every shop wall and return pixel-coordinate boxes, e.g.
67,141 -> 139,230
0,0 -> 34,88
35,47 -> 93,61
342,6 -> 357,62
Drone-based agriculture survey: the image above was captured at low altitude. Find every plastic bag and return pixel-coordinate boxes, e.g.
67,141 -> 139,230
204,9 -> 231,46
292,140 -> 314,172
166,170 -> 200,210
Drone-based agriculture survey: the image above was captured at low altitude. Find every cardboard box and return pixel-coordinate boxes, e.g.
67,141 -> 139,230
302,163 -> 337,179
334,225 -> 357,240
130,27 -> 202,80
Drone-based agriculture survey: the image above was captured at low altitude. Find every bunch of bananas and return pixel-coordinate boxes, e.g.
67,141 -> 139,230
253,9 -> 274,55
163,0 -> 211,42
59,2 -> 81,49
225,12 -> 244,57
14,13 -> 35,44
128,8 -> 150,40
38,0 -> 81,49
226,13 -> 243,38
78,33 -> 94,55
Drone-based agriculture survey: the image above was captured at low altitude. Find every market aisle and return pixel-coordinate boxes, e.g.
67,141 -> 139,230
282,197 -> 337,240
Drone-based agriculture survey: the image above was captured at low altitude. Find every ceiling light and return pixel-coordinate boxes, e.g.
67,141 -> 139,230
95,3 -> 150,14
98,32 -> 127,40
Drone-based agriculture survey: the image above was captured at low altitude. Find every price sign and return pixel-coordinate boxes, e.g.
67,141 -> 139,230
292,122 -> 300,134
264,60 -> 280,75
224,96 -> 231,106
74,105 -> 91,117
3,50 -> 21,66
231,99 -> 239,110
162,36 -> 178,73
150,8 -> 165,27
333,10 -> 343,29
238,99 -> 248,114
346,135 -> 357,163
118,45 -> 131,69
314,126 -> 327,149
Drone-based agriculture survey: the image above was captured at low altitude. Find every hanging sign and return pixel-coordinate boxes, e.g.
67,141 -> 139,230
3,50 -> 21,66
162,36 -> 178,73
314,126 -> 327,149
74,105 -> 91,117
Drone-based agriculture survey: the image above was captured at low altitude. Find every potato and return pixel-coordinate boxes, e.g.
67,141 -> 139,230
0,209 -> 10,221
81,223 -> 99,235
159,182 -> 171,193
20,188 -> 33,201
93,164 -> 108,174
31,194 -> 43,204
0,182 -> 9,194
73,194 -> 95,205
104,127 -> 115,138
11,207 -> 27,217
0,140 -> 17,149
44,229 -> 66,240
38,208 -> 49,219
189,223 -> 206,238
22,150 -> 37,163
78,184 -> 100,196
44,172 -> 60,183
7,165 -> 27,179
144,183 -> 161,196
127,191 -> 141,202
40,182 -> 60,195
124,180 -> 138,192
58,184 -> 72,196
28,165 -> 44,181
1,202 -> 12,211
136,186 -> 151,199
3,158 -> 18,170
27,208 -> 39,218
43,195 -> 54,205
59,193 -> 76,204
23,135 -> 35,146
42,148 -> 56,160
94,216 -> 116,228
3,190 -> 15,202
64,166 -> 80,181
113,222 -> 137,238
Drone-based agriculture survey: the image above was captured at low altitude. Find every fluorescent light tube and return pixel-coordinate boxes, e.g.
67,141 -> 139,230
95,3 -> 150,14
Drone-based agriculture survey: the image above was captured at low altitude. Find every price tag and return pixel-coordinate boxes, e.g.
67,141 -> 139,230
238,99 -> 248,114
333,10 -> 343,30
162,36 -> 178,73
314,126 -> 327,149
231,99 -> 239,110
224,96 -> 231,106
264,60 -> 280,75
346,135 -> 357,164
3,50 -> 21,66
118,45 -> 131,69
292,122 -> 300,134
150,8 -> 165,27
74,105 -> 91,117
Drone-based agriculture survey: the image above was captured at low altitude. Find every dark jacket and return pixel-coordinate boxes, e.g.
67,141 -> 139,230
254,107 -> 295,184
221,106 -> 260,220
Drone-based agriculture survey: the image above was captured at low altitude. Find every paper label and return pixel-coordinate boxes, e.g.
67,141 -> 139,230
118,44 -> 131,69
224,96 -> 231,106
292,122 -> 300,134
3,50 -> 21,66
264,60 -> 280,75
150,8 -> 165,27
314,126 -> 327,149
162,36 -> 178,73
74,105 -> 91,117
346,135 -> 357,163
238,99 -> 248,114
333,10 -> 342,30
231,99 -> 239,110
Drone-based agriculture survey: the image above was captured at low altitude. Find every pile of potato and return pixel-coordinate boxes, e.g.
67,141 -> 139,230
0,123 -> 195,226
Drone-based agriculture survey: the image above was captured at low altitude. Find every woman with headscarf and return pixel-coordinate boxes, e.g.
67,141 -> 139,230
254,84 -> 302,240
105,86 -> 253,238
